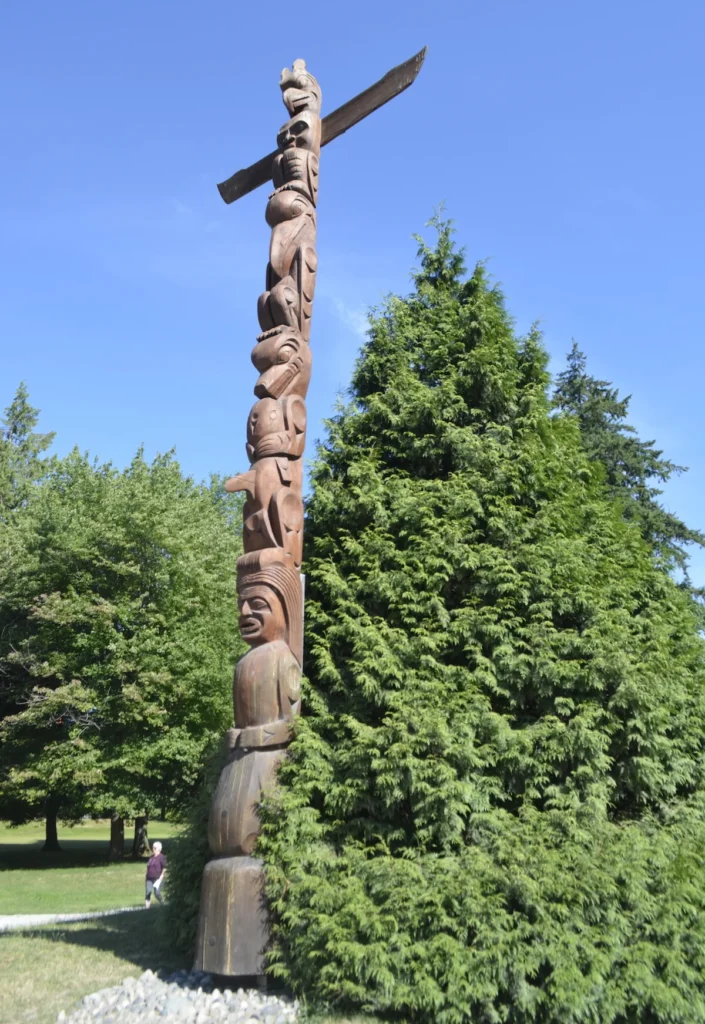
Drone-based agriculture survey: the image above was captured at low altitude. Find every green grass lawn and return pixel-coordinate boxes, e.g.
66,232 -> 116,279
0,819 -> 181,915
0,911 -> 381,1024
0,820 -> 383,1024
0,909 -> 186,1024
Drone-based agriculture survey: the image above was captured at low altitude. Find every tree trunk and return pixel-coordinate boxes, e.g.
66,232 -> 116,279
131,815 -> 151,858
42,795 -> 61,852
109,812 -> 124,860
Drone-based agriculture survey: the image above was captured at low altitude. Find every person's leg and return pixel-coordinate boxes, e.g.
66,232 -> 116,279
145,880 -> 153,908
153,882 -> 164,905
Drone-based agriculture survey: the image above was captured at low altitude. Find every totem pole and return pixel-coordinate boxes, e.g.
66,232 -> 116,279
196,49 -> 426,978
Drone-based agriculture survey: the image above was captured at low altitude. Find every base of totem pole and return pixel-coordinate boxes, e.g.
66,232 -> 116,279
194,856 -> 268,976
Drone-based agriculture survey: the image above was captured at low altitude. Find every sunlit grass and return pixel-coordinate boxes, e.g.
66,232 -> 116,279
0,819 -> 181,915
0,821 -> 385,1023
0,909 -> 185,1024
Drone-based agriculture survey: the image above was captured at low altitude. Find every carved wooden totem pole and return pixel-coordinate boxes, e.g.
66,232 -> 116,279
196,49 -> 426,978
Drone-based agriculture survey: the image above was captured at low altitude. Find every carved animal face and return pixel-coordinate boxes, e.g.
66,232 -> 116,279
247,398 -> 285,446
277,113 -> 316,152
238,584 -> 284,646
279,61 -> 322,116
252,329 -> 312,399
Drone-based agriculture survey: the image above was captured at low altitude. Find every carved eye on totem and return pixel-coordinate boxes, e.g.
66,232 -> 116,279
278,119 -> 310,149
251,330 -> 302,372
248,398 -> 285,441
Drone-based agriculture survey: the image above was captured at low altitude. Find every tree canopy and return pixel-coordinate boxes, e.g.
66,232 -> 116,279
553,342 -> 705,580
0,401 -> 243,834
0,382 -> 55,514
256,220 -> 705,1023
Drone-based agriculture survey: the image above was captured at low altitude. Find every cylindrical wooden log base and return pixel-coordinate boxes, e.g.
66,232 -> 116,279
194,855 -> 268,976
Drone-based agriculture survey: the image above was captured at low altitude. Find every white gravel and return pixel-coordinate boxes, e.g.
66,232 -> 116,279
0,906 -> 143,933
56,969 -> 299,1023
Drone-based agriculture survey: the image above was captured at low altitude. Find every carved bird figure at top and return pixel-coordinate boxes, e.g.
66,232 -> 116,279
279,59 -> 322,116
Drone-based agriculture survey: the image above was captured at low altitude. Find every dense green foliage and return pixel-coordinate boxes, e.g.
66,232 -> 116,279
256,221 -> 705,1023
0,382 -> 55,515
0,385 -> 57,825
553,342 -> 705,578
160,743 -> 227,953
0,394 -> 244,828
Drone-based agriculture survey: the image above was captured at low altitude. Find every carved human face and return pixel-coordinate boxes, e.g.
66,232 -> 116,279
238,584 -> 284,646
277,114 -> 315,152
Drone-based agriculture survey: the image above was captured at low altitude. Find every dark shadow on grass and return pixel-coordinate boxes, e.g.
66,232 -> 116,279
3,914 -> 300,1000
0,838 -> 169,871
1,918 -> 376,1020
0,909 -> 189,973
0,848 -> 137,870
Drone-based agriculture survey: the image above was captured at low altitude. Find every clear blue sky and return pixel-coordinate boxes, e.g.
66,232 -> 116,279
1,0 -> 703,583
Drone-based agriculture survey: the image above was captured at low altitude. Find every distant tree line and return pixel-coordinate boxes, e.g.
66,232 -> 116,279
0,384 -> 244,856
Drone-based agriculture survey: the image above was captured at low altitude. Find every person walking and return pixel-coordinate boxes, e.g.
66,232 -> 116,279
144,841 -> 167,908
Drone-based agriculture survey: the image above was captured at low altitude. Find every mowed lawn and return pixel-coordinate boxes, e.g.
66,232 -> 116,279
0,820 -> 381,1024
0,910 -> 187,1024
1,912 -> 378,1024
0,819 -> 181,915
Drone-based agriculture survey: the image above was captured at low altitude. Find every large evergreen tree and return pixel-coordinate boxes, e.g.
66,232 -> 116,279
553,342 -> 705,579
257,220 -> 705,1023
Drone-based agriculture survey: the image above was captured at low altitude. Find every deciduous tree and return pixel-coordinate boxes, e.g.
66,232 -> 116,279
0,441 -> 243,853
0,382 -> 55,514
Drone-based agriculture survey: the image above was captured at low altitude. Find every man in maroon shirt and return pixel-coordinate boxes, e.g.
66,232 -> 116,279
144,841 -> 167,908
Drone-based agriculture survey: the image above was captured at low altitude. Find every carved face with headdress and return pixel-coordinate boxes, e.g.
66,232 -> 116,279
279,59 -> 322,117
237,553 -> 303,665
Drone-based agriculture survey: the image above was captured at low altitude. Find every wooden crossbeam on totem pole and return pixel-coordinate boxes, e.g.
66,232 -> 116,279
217,48 -> 426,205
195,48 -> 427,979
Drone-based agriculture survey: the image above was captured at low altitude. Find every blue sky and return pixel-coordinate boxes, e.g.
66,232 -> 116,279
1,0 -> 703,583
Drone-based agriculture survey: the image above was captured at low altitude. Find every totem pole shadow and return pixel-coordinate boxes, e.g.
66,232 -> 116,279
9,914 -> 292,993
12,909 -> 188,973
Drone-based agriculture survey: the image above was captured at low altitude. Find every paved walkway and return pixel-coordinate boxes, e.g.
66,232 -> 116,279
0,905 -> 144,933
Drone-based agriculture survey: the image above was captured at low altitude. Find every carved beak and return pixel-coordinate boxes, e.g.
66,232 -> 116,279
287,90 -> 312,112
254,360 -> 300,400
